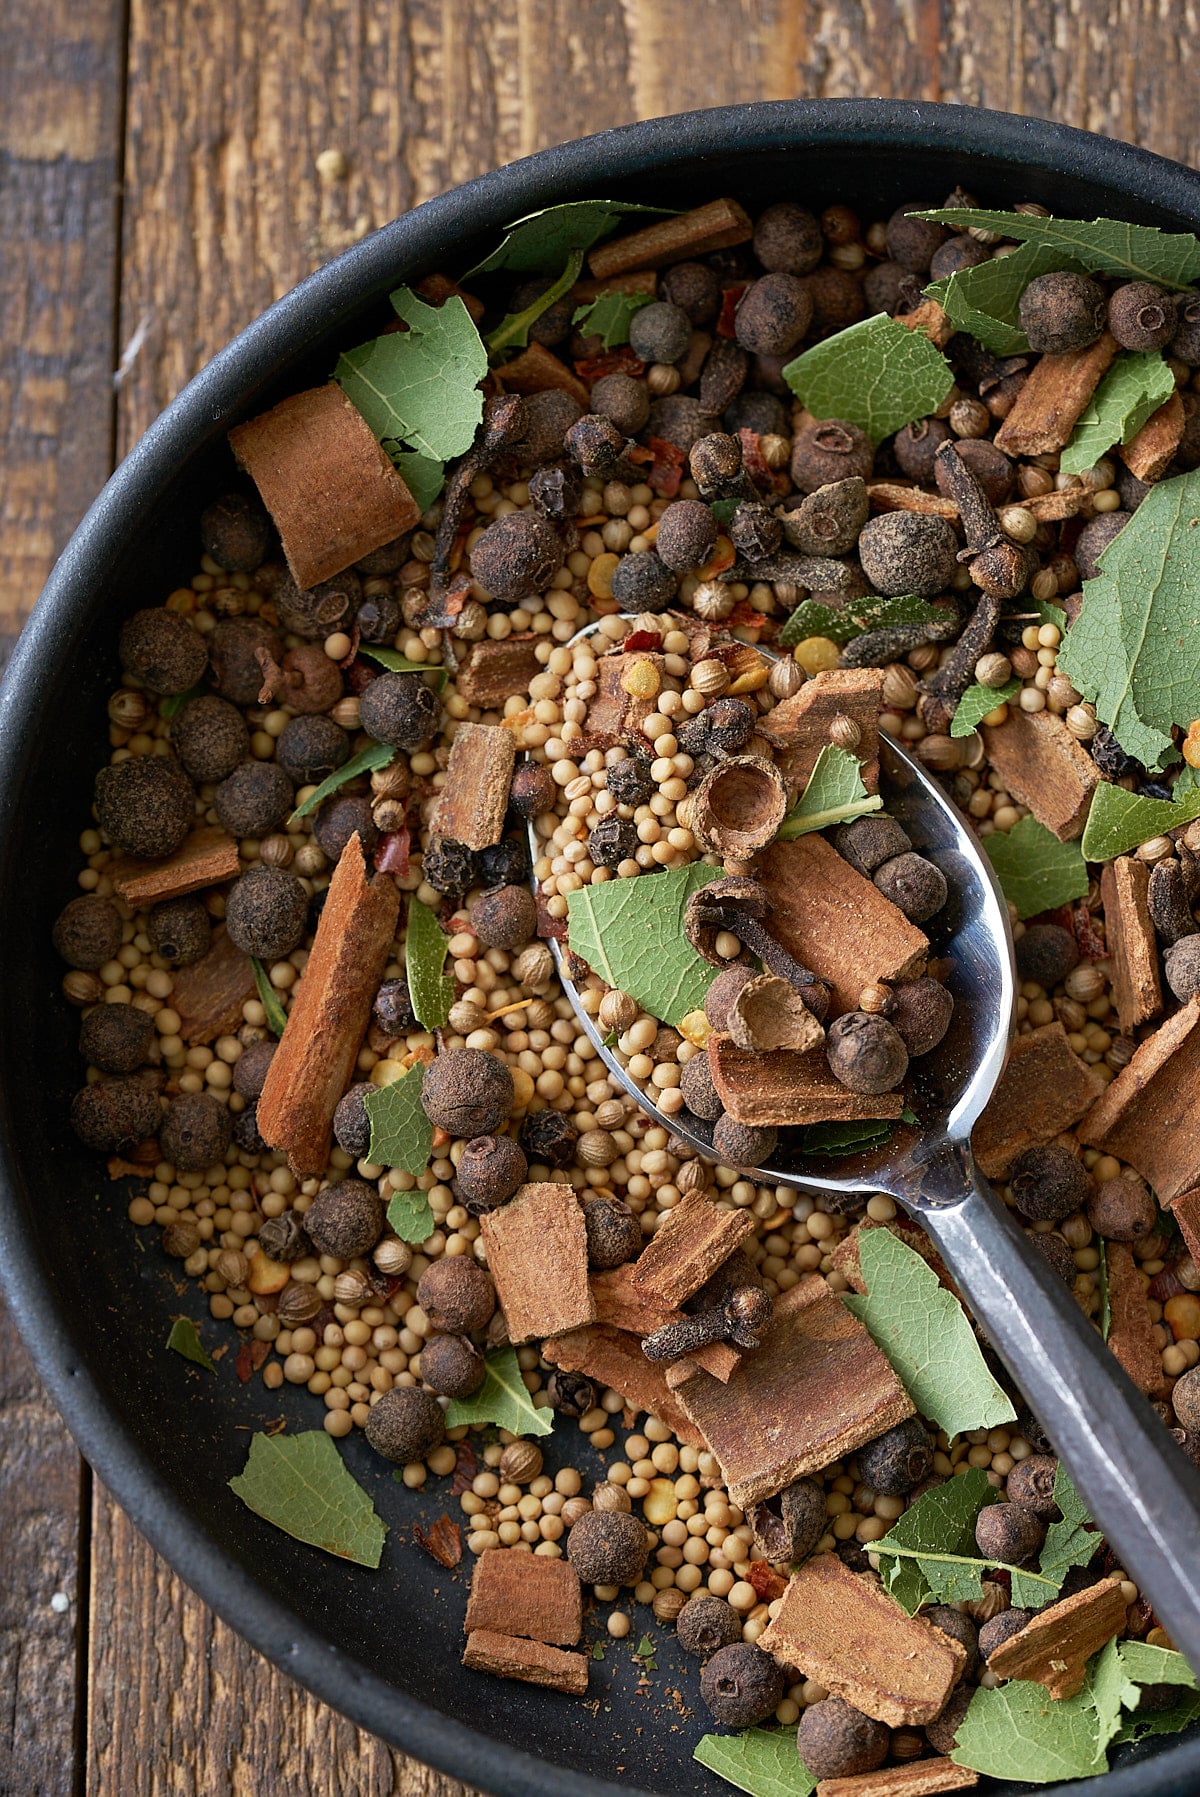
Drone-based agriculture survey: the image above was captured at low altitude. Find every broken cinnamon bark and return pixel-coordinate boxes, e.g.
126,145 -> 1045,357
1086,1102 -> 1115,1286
708,1036 -> 906,1129
1168,1185 -> 1200,1268
588,199 -> 753,280
108,826 -> 240,907
494,341 -> 589,408
571,269 -> 658,302
540,1323 -> 707,1447
986,1576 -> 1127,1698
1016,488 -> 1088,523
169,926 -> 257,1045
630,1189 -> 755,1309
866,483 -> 960,521
229,383 -> 421,589
758,1552 -> 965,1725
754,835 -> 929,1016
590,1267 -> 742,1382
584,651 -> 668,737
1120,390 -> 1185,483
454,635 -> 543,710
759,668 -> 884,795
479,1182 -> 595,1344
896,299 -> 955,350
462,1629 -> 588,1695
464,1548 -> 582,1646
1077,997 -> 1200,1203
994,333 -> 1119,456
815,1762 -> 979,1797
429,722 -> 515,850
672,1276 -> 913,1506
979,708 -> 1100,841
256,833 -> 401,1176
1101,857 -> 1163,1032
972,1021 -> 1103,1180
1105,1241 -> 1169,1397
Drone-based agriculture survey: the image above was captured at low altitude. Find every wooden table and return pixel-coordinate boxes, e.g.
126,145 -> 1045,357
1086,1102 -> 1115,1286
1,4 -> 1197,1790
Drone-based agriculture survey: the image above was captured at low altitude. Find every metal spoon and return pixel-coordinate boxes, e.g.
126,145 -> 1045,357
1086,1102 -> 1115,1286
533,618 -> 1200,1665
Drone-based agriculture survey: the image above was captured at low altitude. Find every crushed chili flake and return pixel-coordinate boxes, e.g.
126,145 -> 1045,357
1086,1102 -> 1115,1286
374,827 -> 410,878
622,629 -> 663,653
338,624 -> 361,669
738,428 -> 790,495
747,1560 -> 789,1602
236,1339 -> 271,1382
727,599 -> 771,633
344,656 -> 379,695
574,347 -> 645,383
628,438 -> 685,496
716,283 -> 749,338
450,1438 -> 479,1495
414,1513 -> 463,1569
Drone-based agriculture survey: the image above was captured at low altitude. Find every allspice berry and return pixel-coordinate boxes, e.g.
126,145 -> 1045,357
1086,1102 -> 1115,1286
358,672 -> 440,751
417,1257 -> 496,1333
232,1038 -> 276,1101
885,203 -> 948,273
470,511 -> 562,603
734,273 -> 813,357
580,1193 -> 641,1269
889,976 -> 954,1057
420,1332 -> 486,1399
675,1594 -> 742,1657
509,760 -> 557,821
1006,1454 -> 1060,1518
421,1048 -> 514,1139
1014,922 -> 1080,989
680,1053 -> 725,1123
712,1115 -> 777,1169
835,814 -> 912,878
1087,1173 -> 1158,1242
365,1385 -> 445,1463
1172,1365 -> 1200,1433
590,372 -> 650,436
660,260 -> 721,324
627,300 -> 692,366
1018,271 -> 1108,354
332,1082 -> 374,1157
779,477 -> 868,557
975,1502 -> 1045,1567
471,884 -> 536,951
209,616 -> 283,706
160,1091 -> 232,1172
303,1178 -> 385,1258
703,963 -> 754,1035
276,714 -> 350,784
455,1134 -> 528,1214
118,607 -> 208,695
873,851 -> 948,923
1008,1142 -> 1092,1223
214,760 -> 293,840
797,1697 -> 889,1780
610,550 -> 678,612
747,1477 -> 827,1562
654,500 -> 719,573
1075,511 -> 1131,581
925,1606 -> 979,1680
857,512 -> 958,596
171,694 -> 250,784
826,1012 -> 909,1094
53,895 -> 124,970
224,866 -> 308,961
79,1002 -> 155,1074
790,419 -> 874,494
926,1685 -> 972,1755
1164,935 -> 1200,1002
70,1077 -> 161,1152
148,895 -> 207,967
979,1607 -> 1034,1659
857,1417 -> 933,1494
200,491 -> 271,572
699,1642 -> 785,1728
753,201 -> 823,275
567,1509 -> 649,1586
312,794 -> 379,863
94,756 -> 196,859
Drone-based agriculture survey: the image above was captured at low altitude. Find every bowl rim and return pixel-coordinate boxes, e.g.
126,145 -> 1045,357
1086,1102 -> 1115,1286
4,97 -> 1200,1797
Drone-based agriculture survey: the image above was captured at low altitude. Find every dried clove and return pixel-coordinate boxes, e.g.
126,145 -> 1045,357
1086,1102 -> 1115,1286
934,441 -> 1032,600
684,877 -> 831,1020
842,613 -> 960,669
642,1285 -> 773,1362
919,587 -> 1003,736
431,394 -> 527,586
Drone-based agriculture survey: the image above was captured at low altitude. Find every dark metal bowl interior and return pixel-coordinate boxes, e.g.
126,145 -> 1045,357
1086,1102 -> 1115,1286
3,100 -> 1200,1797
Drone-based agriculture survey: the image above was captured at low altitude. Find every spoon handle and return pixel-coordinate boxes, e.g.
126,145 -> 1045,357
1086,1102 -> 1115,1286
914,1163 -> 1200,1671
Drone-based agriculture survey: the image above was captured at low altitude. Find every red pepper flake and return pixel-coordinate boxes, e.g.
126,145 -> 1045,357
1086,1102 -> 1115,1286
622,629 -> 663,653
738,428 -> 790,496
374,827 -> 410,878
747,1560 -> 789,1602
1073,901 -> 1107,961
727,599 -> 770,633
414,1513 -> 463,1569
344,657 -> 378,695
574,347 -> 645,383
450,1438 -> 478,1495
643,435 -> 685,497
235,1339 -> 271,1383
717,283 -> 749,338
338,625 -> 361,670
536,891 -> 568,941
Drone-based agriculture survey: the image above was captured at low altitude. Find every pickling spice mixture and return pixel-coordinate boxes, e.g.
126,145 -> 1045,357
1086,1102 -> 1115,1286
53,187 -> 1200,1790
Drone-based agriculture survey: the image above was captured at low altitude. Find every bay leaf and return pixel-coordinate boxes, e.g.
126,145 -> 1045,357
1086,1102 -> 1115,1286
444,1346 -> 554,1437
1059,351 -> 1177,476
386,446 -> 445,512
564,862 -> 720,1028
925,239 -> 1085,355
386,1186 -> 436,1246
875,1466 -> 1001,1612
776,743 -> 883,839
572,288 -> 654,349
288,740 -> 398,826
951,1677 -> 1110,1783
950,677 -> 1021,737
166,1315 -> 216,1372
916,209 -> 1200,288
365,1064 -> 433,1177
405,895 -> 454,1030
250,957 -> 288,1037
228,1430 -> 387,1567
983,814 -> 1090,920
693,1728 -> 817,1797
487,247 -> 585,359
1079,780 -> 1200,863
466,199 -> 674,276
782,313 -> 954,446
335,288 -> 487,462
356,645 -> 450,692
1011,1465 -> 1097,1606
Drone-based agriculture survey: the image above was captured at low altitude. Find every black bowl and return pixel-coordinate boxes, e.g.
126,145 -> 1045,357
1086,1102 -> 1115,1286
3,100 -> 1199,1797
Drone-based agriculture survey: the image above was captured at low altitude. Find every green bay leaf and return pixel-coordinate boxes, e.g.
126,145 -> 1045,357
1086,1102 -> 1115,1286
1060,352 -> 1176,475
166,1315 -> 216,1372
228,1430 -> 386,1567
335,288 -> 487,462
1118,1639 -> 1198,1692
288,739 -> 397,826
365,1064 -> 433,1177
386,1186 -> 436,1245
1014,1465 -> 1097,1606
778,593 -> 948,651
782,313 -> 954,446
1080,781 -> 1200,862
466,199 -> 675,276
925,239 -> 1085,355
951,1677 -> 1109,1783
250,957 -> 288,1037
983,814 -> 1090,920
1057,470 -> 1200,770
572,288 -> 654,349
950,677 -> 1021,738
405,895 -> 454,1030
487,247 -> 584,359
444,1346 -> 554,1436
875,1466 -> 999,1612
385,446 -> 445,512
564,862 -> 719,1028
917,209 -> 1200,288
796,1118 -> 895,1157
693,1728 -> 817,1797
842,1226 -> 1016,1438
776,743 -> 883,839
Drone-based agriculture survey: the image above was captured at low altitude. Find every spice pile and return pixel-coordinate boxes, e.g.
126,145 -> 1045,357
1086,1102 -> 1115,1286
52,187 -> 1200,1792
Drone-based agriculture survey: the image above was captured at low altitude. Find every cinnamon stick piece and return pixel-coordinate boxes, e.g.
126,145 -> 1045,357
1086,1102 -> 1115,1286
479,1182 -> 595,1344
631,1190 -> 755,1309
816,1761 -> 979,1797
866,483 -> 960,521
462,1629 -> 588,1695
759,667 -> 884,794
590,1267 -> 741,1381
169,926 -> 257,1045
758,1553 -> 966,1725
540,1323 -> 707,1447
464,1549 -> 582,1646
1076,997 -> 1200,1203
1121,390 -> 1186,483
1105,1241 -> 1169,1396
1169,1185 -> 1200,1266
429,722 -> 515,850
454,635 -> 543,710
673,1277 -> 913,1506
709,1036 -> 905,1130
588,199 -> 753,280
972,1022 -> 1103,1180
896,299 -> 955,350
1101,857 -> 1163,1032
994,333 -> 1119,455
979,708 -> 1101,841
494,341 -> 589,408
986,1577 -> 1127,1697
256,834 -> 401,1176
108,826 -> 240,908
229,383 -> 421,589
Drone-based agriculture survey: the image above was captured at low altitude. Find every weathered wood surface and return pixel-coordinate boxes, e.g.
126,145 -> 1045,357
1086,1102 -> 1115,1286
6,0 -> 1200,1790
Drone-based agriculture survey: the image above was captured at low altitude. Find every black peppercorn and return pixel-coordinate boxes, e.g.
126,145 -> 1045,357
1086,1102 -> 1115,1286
678,696 -> 756,759
304,1177 -> 385,1259
610,550 -> 679,612
1008,1142 -> 1092,1223
358,671 -> 441,751
724,390 -> 788,438
276,714 -> 350,784
889,976 -> 954,1057
224,866 -> 308,961
53,894 -> 124,970
207,616 -> 282,706
1074,511 -> 1131,580
859,1417 -> 933,1494
214,760 -> 292,840
422,836 -> 479,897
873,852 -> 948,923
628,300 -> 693,366
94,756 -> 196,860
753,201 -> 823,275
455,1134 -> 528,1214
422,1048 -> 515,1139
510,389 -> 585,466
979,1606 -> 1034,1659
797,1697 -> 890,1780
929,233 -> 991,281
365,1385 -> 445,1463
790,419 -> 875,494
712,1115 -> 777,1169
660,260 -> 722,324
729,500 -> 783,561
858,512 -> 958,596
477,836 -> 531,891
747,1477 -> 826,1563
332,1082 -> 374,1157
470,511 -> 563,605
699,1642 -> 785,1728
171,695 -> 250,785
886,203 -> 948,274
372,978 -> 417,1037
71,1077 -> 160,1152
79,1002 -> 155,1074
655,499 -> 719,573
735,272 -> 813,358
232,1104 -> 268,1154
471,884 -> 537,951
520,1107 -> 579,1169
200,491 -> 271,571
421,1332 -> 486,1398
546,1369 -> 595,1416
581,1193 -> 641,1269
1014,922 -> 1080,989
605,758 -> 653,807
679,1054 -> 725,1123
257,1209 -> 309,1262
975,1502 -> 1045,1567
590,371 -> 651,436
1006,1453 -> 1060,1517
354,588 -> 403,643
1018,271 -> 1108,354
564,413 -> 627,478
826,1012 -> 909,1094
274,570 -> 360,639
118,608 -> 208,696
646,394 -> 715,454
675,1594 -> 742,1657
567,1509 -> 649,1586
160,1091 -> 232,1173
509,761 -> 557,821
586,816 -> 638,869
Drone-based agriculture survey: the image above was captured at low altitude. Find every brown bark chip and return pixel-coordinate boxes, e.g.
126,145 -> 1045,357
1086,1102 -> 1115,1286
673,1277 -> 913,1507
1105,1242 -> 1169,1396
755,835 -> 929,1017
541,1324 -> 707,1447
462,1630 -> 588,1695
588,199 -> 753,279
429,722 -> 515,850
108,826 -> 240,907
584,651 -> 668,737
256,834 -> 400,1176
816,1762 -> 979,1797
994,333 -> 1119,455
709,1036 -> 906,1130
630,1189 -> 755,1309
229,383 -> 421,589
759,1553 -> 965,1726
972,1022 -> 1104,1180
464,1549 -> 582,1646
587,1266 -> 742,1376
759,668 -> 884,795
1077,997 -> 1200,1203
979,708 -> 1101,841
866,483 -> 961,521
1101,857 -> 1163,1033
986,1577 -> 1128,1698
169,926 -> 256,1045
1169,1186 -> 1200,1267
454,635 -> 543,710
1121,390 -> 1185,483
494,341 -> 590,408
479,1182 -> 595,1345
896,299 -> 956,350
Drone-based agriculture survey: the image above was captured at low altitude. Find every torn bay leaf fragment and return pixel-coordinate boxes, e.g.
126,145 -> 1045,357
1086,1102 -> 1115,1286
228,1429 -> 386,1567
782,312 -> 954,445
565,861 -> 719,1028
